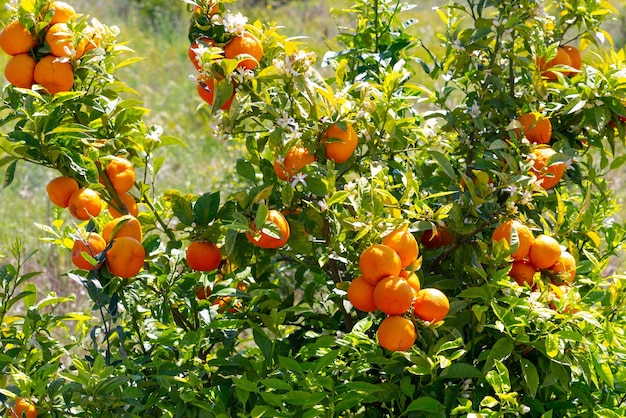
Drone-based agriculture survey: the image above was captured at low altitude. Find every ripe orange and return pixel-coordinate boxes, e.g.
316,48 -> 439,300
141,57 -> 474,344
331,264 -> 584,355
530,147 -> 565,190
347,275 -> 377,312
81,25 -> 102,53
9,397 -> 37,418
0,20 -> 37,56
108,192 -> 139,218
517,112 -> 552,145
359,244 -> 402,285
413,288 -> 450,323
322,123 -> 358,164
186,241 -> 222,272
562,45 -> 581,76
550,251 -> 576,283
404,272 -> 421,296
45,23 -> 77,57
245,209 -> 290,249
49,1 -> 76,25
104,157 -> 135,194
198,78 -> 235,110
33,54 -> 74,94
373,275 -> 414,315
509,259 -> 536,287
195,285 -> 211,300
273,146 -> 316,181
491,219 -> 534,261
528,234 -> 562,270
382,226 -> 419,268
188,36 -> 217,71
4,53 -> 36,88
105,236 -> 145,278
101,215 -> 143,243
538,46 -> 572,81
549,283 -> 578,313
71,232 -> 106,270
377,315 -> 416,352
224,31 -> 263,70
46,176 -> 79,208
67,188 -> 102,220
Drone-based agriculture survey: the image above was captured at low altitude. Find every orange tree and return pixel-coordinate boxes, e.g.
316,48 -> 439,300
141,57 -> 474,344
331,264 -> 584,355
2,0 -> 626,416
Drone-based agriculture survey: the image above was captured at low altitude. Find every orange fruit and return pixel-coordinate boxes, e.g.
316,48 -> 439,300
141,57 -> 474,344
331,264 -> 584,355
377,315 -> 416,352
491,219 -> 534,261
186,241 -> 222,272
45,23 -> 78,57
562,45 -> 581,76
195,285 -> 211,300
530,147 -> 565,190
67,188 -> 102,220
373,275 -> 414,315
382,226 -> 419,268
49,1 -> 76,25
347,275 -> 377,312
71,232 -> 106,270
548,283 -> 578,313
538,46 -> 572,81
34,54 -> 74,94
224,31 -> 263,70
509,259 -> 537,287
188,36 -> 217,71
198,78 -> 235,110
105,236 -> 145,278
517,112 -> 552,145
0,20 -> 37,56
359,244 -> 402,285
273,146 -> 316,181
413,288 -> 450,323
46,176 -> 79,208
550,251 -> 576,283
322,123 -> 358,164
4,53 -> 36,88
420,227 -> 453,249
404,272 -> 421,296
101,215 -> 142,243
8,397 -> 37,418
104,157 -> 135,194
245,209 -> 290,249
108,192 -> 139,218
81,25 -> 102,53
528,234 -> 562,270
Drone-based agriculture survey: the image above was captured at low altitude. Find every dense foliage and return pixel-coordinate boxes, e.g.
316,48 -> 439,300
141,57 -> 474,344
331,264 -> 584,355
2,0 -> 626,416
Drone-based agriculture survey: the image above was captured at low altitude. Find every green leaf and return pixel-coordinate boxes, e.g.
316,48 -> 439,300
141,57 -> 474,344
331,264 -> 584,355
193,191 -> 220,226
520,358 -> 539,397
440,363 -> 483,379
404,396 -> 446,415
2,160 -> 16,189
236,158 -> 257,183
486,360 -> 510,394
234,375 -> 259,393
171,195 -> 194,225
591,351 -> 614,389
261,378 -> 292,391
326,190 -> 350,207
429,150 -> 457,180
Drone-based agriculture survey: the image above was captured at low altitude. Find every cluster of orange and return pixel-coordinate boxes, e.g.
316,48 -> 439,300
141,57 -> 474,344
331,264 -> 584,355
45,157 -> 145,279
492,219 -> 577,308
347,226 -> 450,352
0,1 -> 102,94
272,123 -> 359,183
187,5 -> 263,110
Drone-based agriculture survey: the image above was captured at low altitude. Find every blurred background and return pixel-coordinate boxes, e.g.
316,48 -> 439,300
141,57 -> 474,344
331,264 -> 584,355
1,0 -> 626,306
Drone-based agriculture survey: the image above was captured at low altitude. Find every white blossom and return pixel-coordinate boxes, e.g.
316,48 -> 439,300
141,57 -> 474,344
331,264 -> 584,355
291,172 -> 308,188
221,12 -> 248,35
469,101 -> 481,119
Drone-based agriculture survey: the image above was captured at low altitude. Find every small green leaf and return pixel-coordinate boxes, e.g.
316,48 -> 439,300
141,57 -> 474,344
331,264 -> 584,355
236,158 -> 257,183
193,191 -> 220,225
405,396 -> 446,415
440,363 -> 483,379
520,358 -> 539,397
171,195 -> 194,225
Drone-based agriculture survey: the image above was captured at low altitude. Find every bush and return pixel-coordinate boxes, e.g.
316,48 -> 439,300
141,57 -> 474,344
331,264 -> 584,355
2,0 -> 626,416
